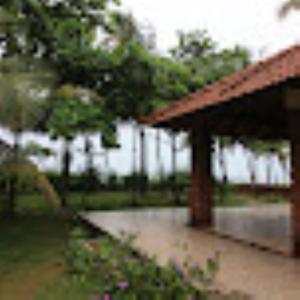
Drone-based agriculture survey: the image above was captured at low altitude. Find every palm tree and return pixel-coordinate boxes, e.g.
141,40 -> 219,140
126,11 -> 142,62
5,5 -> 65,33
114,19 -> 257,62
0,57 -> 55,216
278,0 -> 300,18
0,140 -> 60,214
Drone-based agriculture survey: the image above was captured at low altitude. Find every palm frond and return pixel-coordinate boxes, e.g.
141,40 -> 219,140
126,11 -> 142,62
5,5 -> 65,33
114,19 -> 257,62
278,0 -> 300,18
0,158 -> 61,210
0,57 -> 55,132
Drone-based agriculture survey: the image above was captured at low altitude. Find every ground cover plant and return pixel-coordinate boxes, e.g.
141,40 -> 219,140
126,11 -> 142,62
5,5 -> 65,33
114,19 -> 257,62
0,209 -> 249,300
38,221 -> 221,299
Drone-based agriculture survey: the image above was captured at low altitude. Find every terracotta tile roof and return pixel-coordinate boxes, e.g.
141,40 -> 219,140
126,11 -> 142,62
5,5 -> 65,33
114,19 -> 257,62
143,44 -> 300,126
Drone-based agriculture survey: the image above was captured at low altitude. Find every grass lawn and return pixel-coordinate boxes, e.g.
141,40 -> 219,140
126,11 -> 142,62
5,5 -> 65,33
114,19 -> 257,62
0,215 -> 68,300
36,223 -> 223,300
0,213 -> 221,300
16,191 -> 188,215
0,191 -> 186,300
15,189 -> 287,215
0,189 -> 286,299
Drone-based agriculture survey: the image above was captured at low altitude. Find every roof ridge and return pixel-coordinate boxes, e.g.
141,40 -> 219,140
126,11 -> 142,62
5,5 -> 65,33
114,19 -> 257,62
143,44 -> 300,125
214,43 -> 300,96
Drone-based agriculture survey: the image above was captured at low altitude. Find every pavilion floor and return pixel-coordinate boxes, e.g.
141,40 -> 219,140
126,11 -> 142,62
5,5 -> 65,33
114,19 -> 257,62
83,205 -> 300,299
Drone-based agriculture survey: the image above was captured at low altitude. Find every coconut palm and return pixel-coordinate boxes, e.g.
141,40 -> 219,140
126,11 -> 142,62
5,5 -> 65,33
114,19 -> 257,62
0,141 -> 60,214
0,57 -> 56,215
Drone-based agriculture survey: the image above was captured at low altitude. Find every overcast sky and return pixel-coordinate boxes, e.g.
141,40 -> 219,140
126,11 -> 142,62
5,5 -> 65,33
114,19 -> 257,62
4,0 -> 298,183
122,0 -> 300,58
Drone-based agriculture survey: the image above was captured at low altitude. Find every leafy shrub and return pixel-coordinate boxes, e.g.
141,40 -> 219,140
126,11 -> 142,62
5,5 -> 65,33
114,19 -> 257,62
66,229 -> 220,299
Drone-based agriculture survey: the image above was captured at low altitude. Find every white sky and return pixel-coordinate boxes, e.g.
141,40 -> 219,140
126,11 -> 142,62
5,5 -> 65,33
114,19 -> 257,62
122,0 -> 300,58
2,0 -> 298,183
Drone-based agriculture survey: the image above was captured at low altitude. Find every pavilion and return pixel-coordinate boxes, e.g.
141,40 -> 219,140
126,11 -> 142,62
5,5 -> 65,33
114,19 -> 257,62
143,44 -> 300,257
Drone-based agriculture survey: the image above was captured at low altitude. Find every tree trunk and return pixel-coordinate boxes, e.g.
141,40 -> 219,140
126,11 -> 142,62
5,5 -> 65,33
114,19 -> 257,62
139,125 -> 147,196
7,175 -> 17,217
105,149 -> 109,176
131,123 -> 138,206
6,132 -> 19,217
218,139 -> 228,205
61,139 -> 71,208
266,156 -> 272,185
156,130 -> 164,193
171,131 -> 180,205
82,135 -> 93,209
248,154 -> 257,193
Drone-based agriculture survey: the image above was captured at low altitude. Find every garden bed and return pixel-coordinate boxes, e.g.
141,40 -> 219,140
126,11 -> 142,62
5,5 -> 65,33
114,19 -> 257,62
35,218 -> 248,300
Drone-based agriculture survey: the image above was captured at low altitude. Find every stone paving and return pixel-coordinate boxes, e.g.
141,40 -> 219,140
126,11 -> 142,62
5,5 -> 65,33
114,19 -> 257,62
84,205 -> 300,300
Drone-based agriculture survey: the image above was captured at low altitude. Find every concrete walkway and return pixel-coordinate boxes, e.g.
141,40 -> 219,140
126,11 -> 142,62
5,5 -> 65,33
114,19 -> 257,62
84,205 -> 300,300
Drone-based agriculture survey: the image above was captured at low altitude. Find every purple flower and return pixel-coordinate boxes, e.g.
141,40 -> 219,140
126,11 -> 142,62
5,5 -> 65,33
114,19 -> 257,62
117,281 -> 129,290
102,294 -> 111,300
170,258 -> 184,273
183,274 -> 191,285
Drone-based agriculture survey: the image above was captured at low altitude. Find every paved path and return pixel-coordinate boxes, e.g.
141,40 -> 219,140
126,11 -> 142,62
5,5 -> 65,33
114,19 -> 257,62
84,205 -> 300,300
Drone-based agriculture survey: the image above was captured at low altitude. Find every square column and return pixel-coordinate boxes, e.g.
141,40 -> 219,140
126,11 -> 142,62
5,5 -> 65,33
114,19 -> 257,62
289,111 -> 300,256
189,126 -> 213,227
285,88 -> 300,256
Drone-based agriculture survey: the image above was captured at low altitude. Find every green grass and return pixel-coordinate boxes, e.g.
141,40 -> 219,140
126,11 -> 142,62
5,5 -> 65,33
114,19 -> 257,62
0,215 -> 68,300
15,191 -> 188,215
9,189 -> 289,215
37,225 -> 221,300
0,191 -> 186,300
0,189 -> 285,300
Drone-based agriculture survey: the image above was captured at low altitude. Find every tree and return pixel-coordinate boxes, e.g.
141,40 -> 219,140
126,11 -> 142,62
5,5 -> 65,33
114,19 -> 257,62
260,141 -> 288,185
0,0 -> 119,59
277,145 -> 290,184
0,57 -> 56,215
0,0 -> 128,207
278,0 -> 300,18
47,85 -> 117,207
169,30 -> 250,200
0,141 -> 60,215
152,56 -> 204,201
216,137 -> 236,204
239,139 -> 264,190
103,40 -> 157,200
171,30 -> 250,85
155,129 -> 164,194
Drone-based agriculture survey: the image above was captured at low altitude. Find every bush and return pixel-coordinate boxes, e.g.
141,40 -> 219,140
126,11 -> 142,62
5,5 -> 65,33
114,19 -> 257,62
66,228 -> 220,298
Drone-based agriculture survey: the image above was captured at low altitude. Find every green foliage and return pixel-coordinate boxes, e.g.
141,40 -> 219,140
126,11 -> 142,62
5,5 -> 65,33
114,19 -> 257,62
171,30 -> 216,61
171,30 -> 250,86
153,56 -> 204,107
63,230 -> 219,298
105,41 -> 157,119
23,142 -> 55,157
47,85 -> 117,146
0,0 -> 119,58
0,57 -> 53,133
278,0 -> 300,18
0,158 -> 61,210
